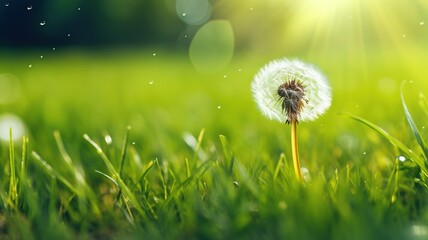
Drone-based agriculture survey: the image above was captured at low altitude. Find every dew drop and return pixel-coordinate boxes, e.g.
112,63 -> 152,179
217,105 -> 221,109
28,64 -> 32,68
398,156 -> 406,162
104,135 -> 112,145
184,35 -> 188,38
152,53 -> 156,56
132,141 -> 136,145
27,5 -> 32,10
40,21 -> 46,26
420,21 -> 425,26
182,13 -> 187,17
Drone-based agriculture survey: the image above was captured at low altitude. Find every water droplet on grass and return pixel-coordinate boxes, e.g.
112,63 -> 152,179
0,114 -> 26,142
398,156 -> 406,162
104,135 -> 112,145
420,21 -> 425,26
27,5 -> 32,10
40,21 -> 46,26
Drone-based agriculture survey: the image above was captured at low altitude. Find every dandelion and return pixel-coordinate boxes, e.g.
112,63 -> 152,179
251,58 -> 331,181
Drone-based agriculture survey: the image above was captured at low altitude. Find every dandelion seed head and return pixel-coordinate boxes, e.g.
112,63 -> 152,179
251,59 -> 331,123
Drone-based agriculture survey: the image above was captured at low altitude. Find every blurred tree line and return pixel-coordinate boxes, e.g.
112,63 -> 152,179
0,0 -> 184,48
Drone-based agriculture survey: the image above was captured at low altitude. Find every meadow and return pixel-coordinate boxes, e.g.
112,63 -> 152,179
0,47 -> 428,239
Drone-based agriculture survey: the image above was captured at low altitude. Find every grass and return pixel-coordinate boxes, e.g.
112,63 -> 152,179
0,49 -> 428,239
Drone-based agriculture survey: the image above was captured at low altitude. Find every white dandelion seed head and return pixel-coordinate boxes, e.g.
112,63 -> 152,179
251,58 -> 331,123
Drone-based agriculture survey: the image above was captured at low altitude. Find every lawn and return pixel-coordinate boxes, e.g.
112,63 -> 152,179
0,48 -> 428,239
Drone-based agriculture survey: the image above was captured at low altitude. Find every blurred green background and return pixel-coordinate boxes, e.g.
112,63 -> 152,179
1,0 -> 428,158
1,1 -> 428,238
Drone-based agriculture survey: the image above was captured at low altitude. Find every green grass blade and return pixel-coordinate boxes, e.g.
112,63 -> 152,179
31,151 -> 79,194
8,128 -> 18,206
401,82 -> 428,164
95,170 -> 119,187
341,112 -> 428,177
419,93 -> 428,117
19,136 -> 29,197
119,126 -> 131,177
83,134 -> 146,219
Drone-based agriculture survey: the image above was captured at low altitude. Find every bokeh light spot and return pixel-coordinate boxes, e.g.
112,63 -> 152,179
0,114 -> 26,142
176,0 -> 212,26
189,20 -> 234,73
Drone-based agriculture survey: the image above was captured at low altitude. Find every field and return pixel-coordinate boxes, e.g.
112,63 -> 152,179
1,48 -> 428,239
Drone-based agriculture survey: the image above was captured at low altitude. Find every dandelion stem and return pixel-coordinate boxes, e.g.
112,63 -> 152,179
291,120 -> 303,181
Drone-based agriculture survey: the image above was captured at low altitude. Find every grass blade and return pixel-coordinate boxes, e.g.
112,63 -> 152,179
341,112 -> 428,177
119,126 -> 131,177
8,128 -> 18,206
401,82 -> 428,164
83,134 -> 146,219
19,136 -> 29,197
31,151 -> 79,194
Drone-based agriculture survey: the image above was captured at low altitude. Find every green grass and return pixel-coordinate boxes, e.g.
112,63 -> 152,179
1,49 -> 428,239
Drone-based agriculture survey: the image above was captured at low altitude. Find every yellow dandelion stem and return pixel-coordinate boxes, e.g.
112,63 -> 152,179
291,120 -> 303,182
